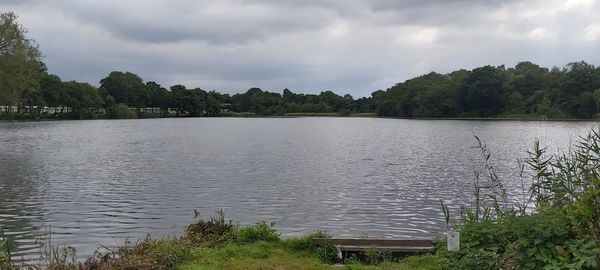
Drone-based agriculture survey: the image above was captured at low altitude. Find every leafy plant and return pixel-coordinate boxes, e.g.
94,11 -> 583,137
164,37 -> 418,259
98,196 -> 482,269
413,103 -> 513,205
315,241 -> 339,264
0,228 -> 11,270
285,231 -> 331,253
439,131 -> 600,270
185,210 -> 236,246
235,221 -> 280,244
363,246 -> 392,265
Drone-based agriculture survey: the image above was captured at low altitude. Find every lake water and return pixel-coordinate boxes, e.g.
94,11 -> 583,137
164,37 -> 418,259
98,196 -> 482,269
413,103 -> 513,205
0,117 -> 596,259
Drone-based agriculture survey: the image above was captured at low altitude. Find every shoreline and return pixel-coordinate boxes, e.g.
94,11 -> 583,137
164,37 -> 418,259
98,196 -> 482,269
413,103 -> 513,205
1,113 -> 599,123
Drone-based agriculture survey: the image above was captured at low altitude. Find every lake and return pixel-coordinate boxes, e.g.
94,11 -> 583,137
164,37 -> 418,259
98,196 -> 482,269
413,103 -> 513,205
0,117 -> 596,259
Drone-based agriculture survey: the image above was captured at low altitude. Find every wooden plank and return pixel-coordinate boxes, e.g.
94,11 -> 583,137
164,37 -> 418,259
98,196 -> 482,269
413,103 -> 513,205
311,238 -> 435,253
334,245 -> 434,253
312,238 -> 434,247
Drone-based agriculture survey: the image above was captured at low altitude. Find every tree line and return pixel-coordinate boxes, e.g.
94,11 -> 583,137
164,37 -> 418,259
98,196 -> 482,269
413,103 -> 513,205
373,61 -> 600,119
21,71 -> 374,118
2,11 -> 600,120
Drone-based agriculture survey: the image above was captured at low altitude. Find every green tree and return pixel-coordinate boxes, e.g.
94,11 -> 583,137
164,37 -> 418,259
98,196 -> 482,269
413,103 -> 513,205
579,91 -> 596,118
170,85 -> 206,116
99,71 -> 148,108
0,12 -> 43,107
146,81 -> 172,114
457,66 -> 506,117
39,74 -> 64,107
62,81 -> 103,115
512,61 -> 548,97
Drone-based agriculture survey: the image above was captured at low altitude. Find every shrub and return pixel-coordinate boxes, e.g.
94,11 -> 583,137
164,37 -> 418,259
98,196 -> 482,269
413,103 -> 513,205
235,221 -> 280,244
363,246 -> 392,265
444,248 -> 500,270
316,241 -> 339,264
285,231 -> 331,253
185,210 -> 236,246
439,131 -> 600,270
79,236 -> 190,270
454,209 -> 584,270
113,103 -> 137,119
0,229 -> 11,270
283,231 -> 340,264
397,254 -> 448,270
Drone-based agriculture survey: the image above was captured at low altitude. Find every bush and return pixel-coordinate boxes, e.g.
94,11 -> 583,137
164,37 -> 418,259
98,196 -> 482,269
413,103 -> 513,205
444,248 -> 500,270
451,209 -> 589,270
339,109 -> 352,116
185,210 -> 236,246
0,230 -> 10,270
285,231 -> 331,253
316,241 -> 339,264
439,131 -> 600,270
235,221 -> 280,244
102,237 -> 190,270
363,246 -> 392,265
397,254 -> 448,270
113,103 -> 137,119
283,231 -> 340,264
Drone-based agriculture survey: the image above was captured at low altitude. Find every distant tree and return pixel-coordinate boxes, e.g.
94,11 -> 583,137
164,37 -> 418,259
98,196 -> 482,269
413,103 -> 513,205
170,85 -> 206,116
205,91 -> 222,115
579,91 -> 596,118
62,81 -> 102,113
39,74 -> 64,107
512,61 -> 548,97
99,71 -> 148,108
146,81 -> 172,113
457,66 -> 506,117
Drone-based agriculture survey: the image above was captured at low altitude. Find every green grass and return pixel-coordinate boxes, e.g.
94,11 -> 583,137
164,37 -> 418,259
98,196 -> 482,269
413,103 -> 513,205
349,112 -> 376,117
177,241 -> 443,270
283,112 -> 341,117
282,112 -> 377,117
218,112 -> 258,117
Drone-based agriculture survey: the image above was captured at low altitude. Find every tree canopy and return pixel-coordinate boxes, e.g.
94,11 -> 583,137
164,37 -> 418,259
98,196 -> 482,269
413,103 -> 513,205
0,12 -> 43,106
373,61 -> 600,119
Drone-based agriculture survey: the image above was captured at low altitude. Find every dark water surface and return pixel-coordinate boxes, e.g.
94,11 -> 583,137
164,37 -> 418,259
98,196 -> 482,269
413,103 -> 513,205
0,117 -> 595,259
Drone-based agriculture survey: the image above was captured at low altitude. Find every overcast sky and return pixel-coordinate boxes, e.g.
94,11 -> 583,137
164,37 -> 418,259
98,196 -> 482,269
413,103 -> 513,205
2,0 -> 600,97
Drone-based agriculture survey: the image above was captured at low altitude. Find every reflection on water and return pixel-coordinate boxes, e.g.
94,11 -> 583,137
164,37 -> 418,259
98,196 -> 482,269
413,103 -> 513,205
0,118 -> 595,258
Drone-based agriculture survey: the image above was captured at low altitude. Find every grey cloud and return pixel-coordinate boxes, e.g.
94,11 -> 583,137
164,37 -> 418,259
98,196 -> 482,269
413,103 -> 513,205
365,0 -> 511,10
0,0 -> 599,97
52,1 -> 338,44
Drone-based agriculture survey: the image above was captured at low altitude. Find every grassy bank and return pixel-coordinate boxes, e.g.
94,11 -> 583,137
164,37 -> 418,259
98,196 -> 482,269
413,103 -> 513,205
0,212 -> 444,270
178,241 -> 442,270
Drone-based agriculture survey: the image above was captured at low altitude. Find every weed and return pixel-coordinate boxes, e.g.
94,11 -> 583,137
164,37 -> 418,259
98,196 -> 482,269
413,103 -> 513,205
363,246 -> 392,265
235,221 -> 280,244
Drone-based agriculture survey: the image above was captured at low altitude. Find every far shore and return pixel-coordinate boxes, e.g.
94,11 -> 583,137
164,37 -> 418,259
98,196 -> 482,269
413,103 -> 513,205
1,112 -> 600,122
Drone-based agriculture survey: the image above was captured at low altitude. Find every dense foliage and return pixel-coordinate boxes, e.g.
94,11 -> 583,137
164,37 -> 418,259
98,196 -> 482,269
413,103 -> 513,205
438,130 -> 600,270
22,60 -> 600,120
0,11 -> 44,107
374,62 -> 600,118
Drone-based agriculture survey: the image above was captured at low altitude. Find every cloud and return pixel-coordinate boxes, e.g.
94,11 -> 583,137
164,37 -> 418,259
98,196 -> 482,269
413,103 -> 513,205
583,22 -> 600,41
400,27 -> 438,43
0,0 -> 599,97
528,27 -> 556,40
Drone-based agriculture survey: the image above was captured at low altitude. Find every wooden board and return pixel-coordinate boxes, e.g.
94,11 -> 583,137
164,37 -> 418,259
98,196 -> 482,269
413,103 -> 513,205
311,238 -> 435,253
